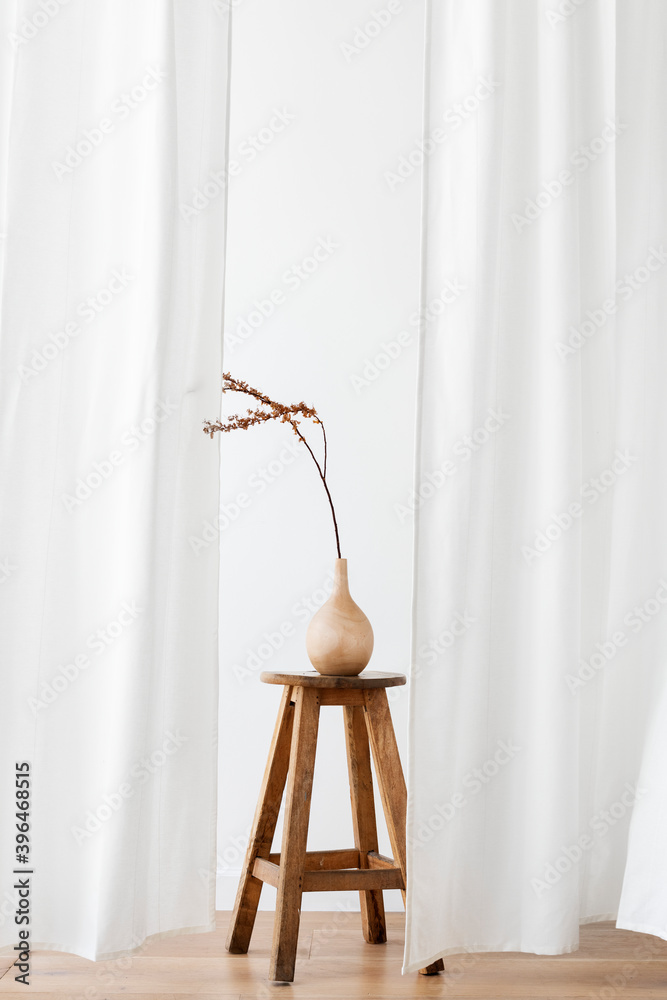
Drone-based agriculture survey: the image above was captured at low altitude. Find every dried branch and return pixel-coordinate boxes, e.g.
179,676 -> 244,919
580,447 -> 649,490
204,373 -> 342,558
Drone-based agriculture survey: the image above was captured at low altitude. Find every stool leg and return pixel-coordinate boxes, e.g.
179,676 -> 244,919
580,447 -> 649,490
269,686 -> 320,983
226,685 -> 294,954
344,704 -> 387,944
364,689 -> 445,977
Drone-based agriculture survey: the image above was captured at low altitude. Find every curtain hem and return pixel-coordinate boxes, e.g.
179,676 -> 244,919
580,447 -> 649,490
402,911 -> 632,975
616,920 -> 667,943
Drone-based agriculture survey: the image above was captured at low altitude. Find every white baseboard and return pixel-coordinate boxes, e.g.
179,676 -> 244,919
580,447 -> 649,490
216,871 -> 405,912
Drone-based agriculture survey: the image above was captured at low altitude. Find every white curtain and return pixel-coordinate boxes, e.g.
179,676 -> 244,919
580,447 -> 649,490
407,0 -> 667,972
0,0 -> 229,960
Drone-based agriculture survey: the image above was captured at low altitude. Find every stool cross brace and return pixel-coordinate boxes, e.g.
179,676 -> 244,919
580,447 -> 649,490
226,674 -> 445,983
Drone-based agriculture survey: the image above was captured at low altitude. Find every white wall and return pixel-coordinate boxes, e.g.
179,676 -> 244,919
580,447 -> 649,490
214,0 -> 427,911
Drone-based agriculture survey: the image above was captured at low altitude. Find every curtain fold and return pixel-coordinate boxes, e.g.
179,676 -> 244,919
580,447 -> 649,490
407,0 -> 667,972
0,0 -> 230,960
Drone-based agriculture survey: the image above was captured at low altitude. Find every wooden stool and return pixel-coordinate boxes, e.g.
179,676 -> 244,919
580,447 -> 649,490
226,670 -> 445,983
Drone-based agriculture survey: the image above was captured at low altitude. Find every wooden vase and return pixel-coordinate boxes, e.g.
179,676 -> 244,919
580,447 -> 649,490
306,558 -> 374,676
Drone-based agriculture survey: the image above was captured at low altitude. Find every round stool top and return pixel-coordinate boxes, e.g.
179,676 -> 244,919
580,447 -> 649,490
260,670 -> 406,690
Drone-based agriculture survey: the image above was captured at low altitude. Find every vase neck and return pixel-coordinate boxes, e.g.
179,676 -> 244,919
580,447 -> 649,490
332,558 -> 349,596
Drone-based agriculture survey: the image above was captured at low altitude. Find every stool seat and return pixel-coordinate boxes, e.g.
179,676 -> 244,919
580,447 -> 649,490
260,669 -> 407,689
226,668 -> 444,983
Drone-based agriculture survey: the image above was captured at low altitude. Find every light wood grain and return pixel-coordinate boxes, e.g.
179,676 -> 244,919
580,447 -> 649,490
243,673 -> 411,982
141,911 -> 311,959
269,686 -> 320,982
251,857 -> 280,889
363,689 -> 408,897
221,673 -> 663,989
2,915 -> 666,997
319,688 -> 366,705
305,558 -> 374,676
364,688 -> 444,976
4,951 -> 667,996
255,861 -> 401,893
269,848 -> 360,870
260,669 -> 406,689
344,703 -> 388,944
367,850 -> 398,869
226,685 -> 294,955
303,868 -> 403,892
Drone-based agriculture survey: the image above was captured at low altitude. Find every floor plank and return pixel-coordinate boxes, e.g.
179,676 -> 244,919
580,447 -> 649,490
308,914 -> 667,962
5,955 -> 666,997
0,912 -> 664,999
145,912 -> 311,958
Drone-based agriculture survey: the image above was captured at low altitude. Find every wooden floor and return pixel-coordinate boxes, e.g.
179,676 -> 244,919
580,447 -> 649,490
1,911 -> 666,998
